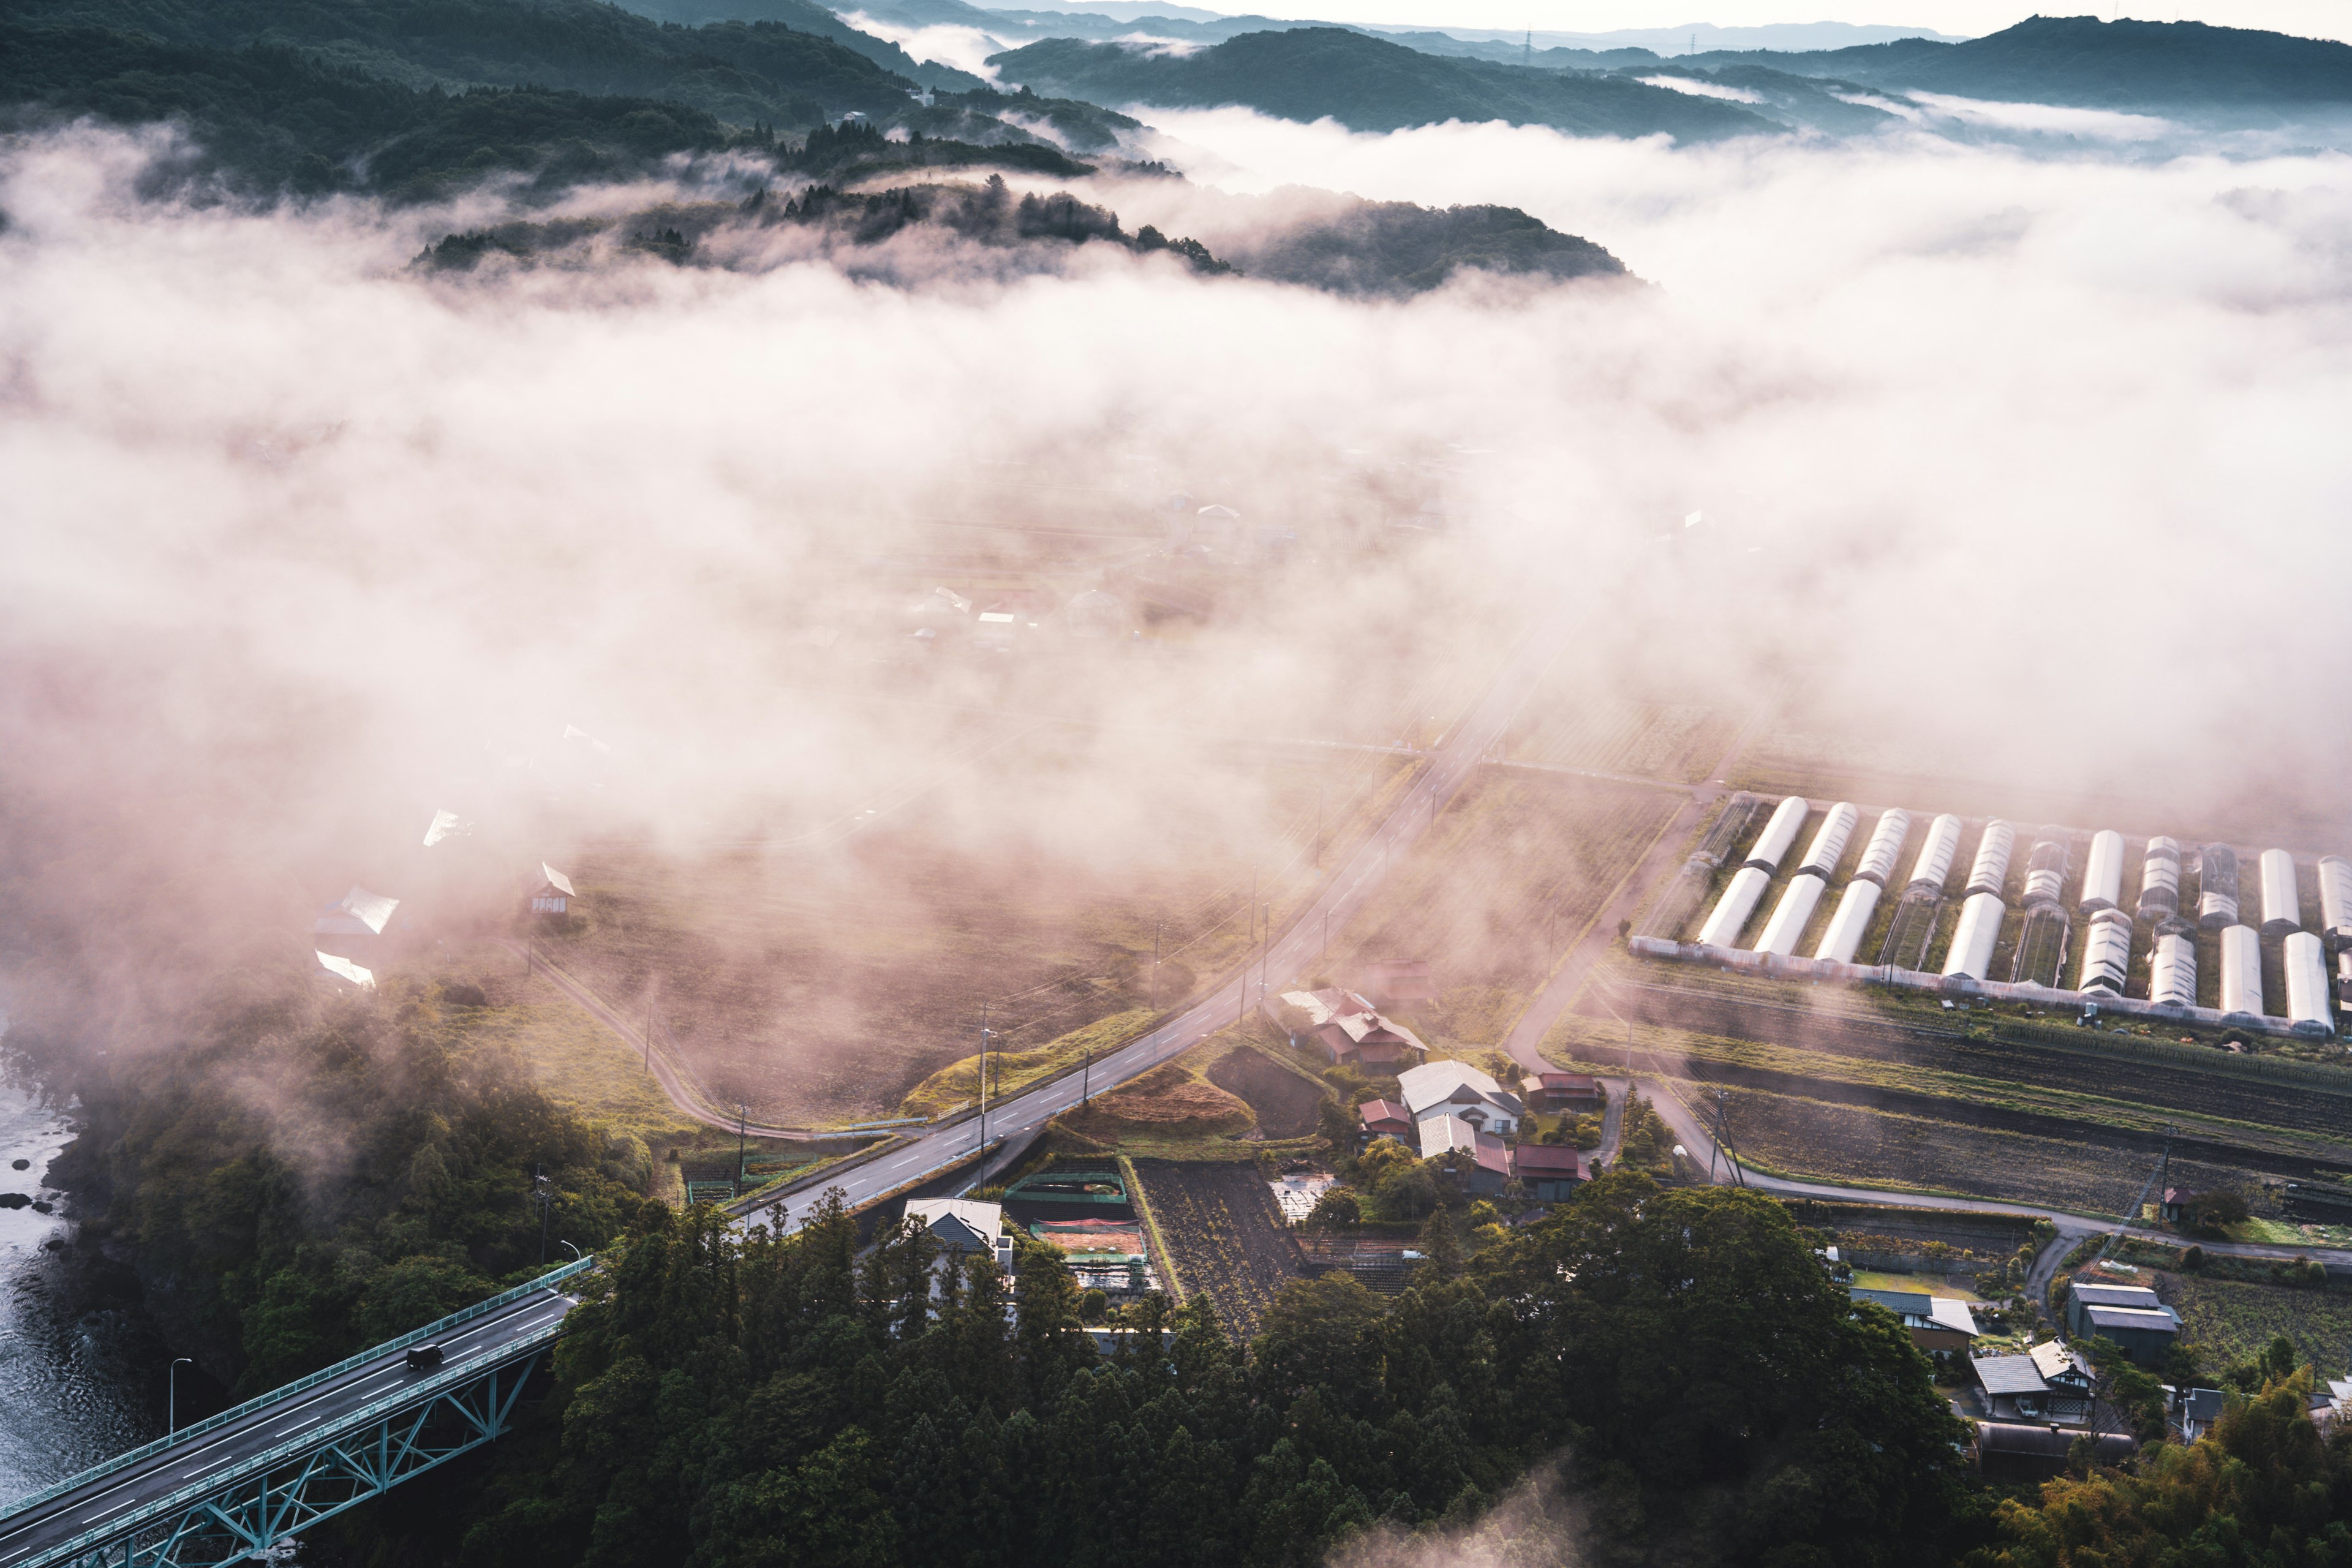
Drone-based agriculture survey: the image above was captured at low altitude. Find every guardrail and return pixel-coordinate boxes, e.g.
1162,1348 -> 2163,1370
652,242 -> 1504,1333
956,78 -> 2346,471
2,1257 -> 593,1520
23,1310 -> 572,1568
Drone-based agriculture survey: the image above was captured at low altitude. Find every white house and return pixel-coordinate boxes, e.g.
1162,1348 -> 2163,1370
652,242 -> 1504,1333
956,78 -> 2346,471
528,864 -> 576,916
1396,1060 -> 1523,1139
904,1198 -> 1014,1282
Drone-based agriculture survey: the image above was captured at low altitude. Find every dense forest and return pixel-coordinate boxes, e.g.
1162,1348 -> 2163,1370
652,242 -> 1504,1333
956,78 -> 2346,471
984,28 -> 1774,138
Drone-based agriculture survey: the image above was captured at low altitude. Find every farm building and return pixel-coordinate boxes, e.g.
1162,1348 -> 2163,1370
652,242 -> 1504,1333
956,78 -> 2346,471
1972,1422 -> 2136,1481
1398,1060 -> 1523,1138
1358,1099 -> 1413,1142
1850,1286 -> 1978,1352
1908,813 -> 1964,891
905,1198 -> 1014,1286
1942,891 -> 2005,982
526,864 -> 576,917
2220,924 -> 2264,1019
314,885 -> 399,938
2283,930 -> 2334,1035
2174,1387 -> 2226,1442
1965,821 -> 2016,898
1752,873 -> 1825,957
1795,801 -> 1860,878
1852,809 -> 1911,886
1813,878 -> 1882,963
2150,929 -> 2197,1007
2261,848 -> 2301,935
1520,1072 -> 1604,1113
2199,845 -> 2241,928
1286,988 -> 1430,1070
2138,837 -> 2182,919
1512,1143 -> 1586,1201
2320,855 -> 2352,941
1359,959 -> 1436,1007
1970,1341 -> 2094,1424
1417,1115 -> 1510,1195
1743,796 -> 1811,873
2065,1283 -> 2180,1365
2078,910 -> 2132,995
1697,866 -> 1772,948
2021,840 -> 2067,908
2080,830 -> 2124,912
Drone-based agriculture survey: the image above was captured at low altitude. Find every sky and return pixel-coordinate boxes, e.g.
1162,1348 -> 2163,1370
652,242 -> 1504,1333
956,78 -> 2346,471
1221,1 -> 2352,45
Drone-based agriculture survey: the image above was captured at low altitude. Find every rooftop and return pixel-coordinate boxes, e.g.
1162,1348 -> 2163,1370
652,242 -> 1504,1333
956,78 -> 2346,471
1970,1354 -> 2048,1396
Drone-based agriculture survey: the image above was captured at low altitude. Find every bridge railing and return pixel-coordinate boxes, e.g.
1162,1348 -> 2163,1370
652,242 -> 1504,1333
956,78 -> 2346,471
2,1257 -> 593,1520
25,1310 -> 573,1568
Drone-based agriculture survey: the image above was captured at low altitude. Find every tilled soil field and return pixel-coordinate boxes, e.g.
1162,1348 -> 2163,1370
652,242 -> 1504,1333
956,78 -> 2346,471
1589,981 -> 2352,1150
1134,1158 -> 1307,1340
1713,1084 -> 2283,1215
1205,1047 -> 1325,1138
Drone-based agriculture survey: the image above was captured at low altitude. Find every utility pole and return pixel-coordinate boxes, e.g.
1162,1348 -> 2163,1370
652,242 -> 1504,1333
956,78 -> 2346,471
978,1003 -> 991,1145
736,1102 -> 748,1191
1152,921 -> 1161,1007
533,1166 -> 552,1265
170,1357 -> 192,1434
2100,1125 -> 2176,1263
643,978 -> 657,1074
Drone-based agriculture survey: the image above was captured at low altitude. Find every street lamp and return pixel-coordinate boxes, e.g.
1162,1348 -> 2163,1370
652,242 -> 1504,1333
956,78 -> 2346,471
560,1240 -> 582,1261
170,1357 -> 192,1434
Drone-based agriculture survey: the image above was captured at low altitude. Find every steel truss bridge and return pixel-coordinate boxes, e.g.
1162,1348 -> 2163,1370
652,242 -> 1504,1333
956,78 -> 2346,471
0,1258 -> 593,1568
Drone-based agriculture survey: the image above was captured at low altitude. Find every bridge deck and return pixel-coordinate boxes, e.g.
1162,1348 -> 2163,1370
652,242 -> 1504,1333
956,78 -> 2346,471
0,1274 -> 584,1568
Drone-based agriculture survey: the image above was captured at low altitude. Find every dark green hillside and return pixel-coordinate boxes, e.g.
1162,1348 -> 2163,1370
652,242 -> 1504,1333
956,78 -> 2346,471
2,0 -> 930,119
1691,15 -> 2352,114
988,27 -> 1776,139
1227,198 -> 1627,296
597,0 -> 989,88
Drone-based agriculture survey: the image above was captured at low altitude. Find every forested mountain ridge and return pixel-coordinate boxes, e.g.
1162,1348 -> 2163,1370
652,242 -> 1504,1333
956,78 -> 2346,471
987,28 -> 1774,139
1679,15 -> 2352,115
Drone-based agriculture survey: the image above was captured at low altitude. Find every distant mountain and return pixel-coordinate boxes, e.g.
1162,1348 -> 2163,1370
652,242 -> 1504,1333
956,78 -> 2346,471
1422,21 -> 1963,57
987,28 -> 1774,138
1686,15 -> 2352,117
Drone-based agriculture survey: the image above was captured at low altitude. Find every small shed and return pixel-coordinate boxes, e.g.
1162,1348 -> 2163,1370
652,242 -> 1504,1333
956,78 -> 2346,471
1359,1099 -> 1413,1142
1520,1072 -> 1604,1114
1512,1143 -> 1586,1201
527,864 -> 576,917
2076,1303 -> 2182,1365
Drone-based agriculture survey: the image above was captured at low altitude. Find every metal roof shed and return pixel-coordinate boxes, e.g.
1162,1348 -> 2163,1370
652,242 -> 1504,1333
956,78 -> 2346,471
1966,820 -> 2016,899
1697,866 -> 1771,948
1943,891 -> 2005,981
1743,796 -> 1811,873
1852,809 -> 1910,886
2220,924 -> 2263,1019
2081,830 -> 2124,913
2283,930 -> 2333,1035
1908,813 -> 1963,892
1795,801 -> 1860,879
2260,848 -> 2302,935
1754,873 -> 1826,956
2138,837 -> 2181,919
1814,878 -> 1883,963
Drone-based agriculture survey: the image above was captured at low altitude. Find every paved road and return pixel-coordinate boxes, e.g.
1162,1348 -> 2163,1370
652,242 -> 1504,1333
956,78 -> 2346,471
741,605 -> 1586,1234
0,1286 -> 578,1567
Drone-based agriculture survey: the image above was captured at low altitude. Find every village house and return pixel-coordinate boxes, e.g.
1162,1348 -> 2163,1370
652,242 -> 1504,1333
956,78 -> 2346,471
1359,959 -> 1436,1008
904,1198 -> 1014,1294
1970,1341 -> 2095,1425
1397,1061 -> 1523,1139
1357,1099 -> 1413,1144
1520,1072 -> 1605,1114
2174,1387 -> 2226,1442
1511,1142 -> 1587,1202
2065,1282 -> 2181,1365
1283,988 -> 1430,1071
1850,1286 -> 1980,1352
1417,1115 -> 1511,1197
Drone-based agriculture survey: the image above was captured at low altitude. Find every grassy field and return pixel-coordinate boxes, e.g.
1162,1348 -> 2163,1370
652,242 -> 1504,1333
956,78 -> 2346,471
898,1008 -> 1158,1118
1327,771 -> 1683,1051
1847,1270 -> 1988,1300
531,741 -> 1410,1126
2152,1272 -> 2352,1379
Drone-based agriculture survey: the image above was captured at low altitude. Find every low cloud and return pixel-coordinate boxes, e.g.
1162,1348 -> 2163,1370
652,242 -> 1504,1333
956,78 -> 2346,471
1637,75 -> 1766,104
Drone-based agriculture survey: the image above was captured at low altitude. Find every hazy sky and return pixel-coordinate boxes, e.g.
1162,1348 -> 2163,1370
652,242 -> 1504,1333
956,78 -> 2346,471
1235,2 -> 2352,45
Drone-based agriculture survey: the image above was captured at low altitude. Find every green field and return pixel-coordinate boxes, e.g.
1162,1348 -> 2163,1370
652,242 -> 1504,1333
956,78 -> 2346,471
2154,1272 -> 2352,1379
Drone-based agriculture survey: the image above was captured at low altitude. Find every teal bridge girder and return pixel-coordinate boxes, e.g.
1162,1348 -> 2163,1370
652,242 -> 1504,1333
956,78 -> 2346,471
0,1259 -> 594,1568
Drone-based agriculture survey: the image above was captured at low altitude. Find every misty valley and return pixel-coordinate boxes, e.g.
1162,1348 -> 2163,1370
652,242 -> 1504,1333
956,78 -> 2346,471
5,0 -> 2352,1565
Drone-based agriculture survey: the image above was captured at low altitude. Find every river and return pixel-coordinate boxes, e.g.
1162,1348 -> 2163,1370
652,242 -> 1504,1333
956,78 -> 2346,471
0,1074 -> 169,1510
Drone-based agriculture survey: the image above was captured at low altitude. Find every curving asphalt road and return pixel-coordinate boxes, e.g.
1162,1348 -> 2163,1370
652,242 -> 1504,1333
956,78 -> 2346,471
0,1286 -> 579,1567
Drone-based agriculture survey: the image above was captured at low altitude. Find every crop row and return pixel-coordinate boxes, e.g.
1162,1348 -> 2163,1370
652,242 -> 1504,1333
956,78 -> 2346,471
1131,1159 -> 1308,1341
